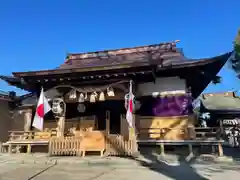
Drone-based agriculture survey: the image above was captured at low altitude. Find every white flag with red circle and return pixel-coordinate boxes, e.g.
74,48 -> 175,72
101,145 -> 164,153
32,88 -> 51,130
126,81 -> 134,127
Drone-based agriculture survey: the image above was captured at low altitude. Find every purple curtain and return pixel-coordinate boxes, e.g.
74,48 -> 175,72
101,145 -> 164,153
139,94 -> 193,117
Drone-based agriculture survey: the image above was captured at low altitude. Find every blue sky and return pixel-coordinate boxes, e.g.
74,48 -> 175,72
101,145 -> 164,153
0,0 -> 239,95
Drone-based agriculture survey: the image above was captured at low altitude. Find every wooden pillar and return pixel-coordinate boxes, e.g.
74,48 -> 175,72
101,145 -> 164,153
105,111 -> 110,135
57,116 -> 65,137
27,144 -> 31,153
185,144 -> 194,162
129,114 -> 136,140
55,98 -> 66,137
187,124 -> 196,140
129,114 -> 138,154
105,111 -> 110,156
160,143 -> 165,156
218,143 -> 223,157
120,114 -> 129,140
188,144 -> 194,157
212,145 -> 216,154
24,109 -> 32,132
77,117 -> 81,130
8,144 -> 12,154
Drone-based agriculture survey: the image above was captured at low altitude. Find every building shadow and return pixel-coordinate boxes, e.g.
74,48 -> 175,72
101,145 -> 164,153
222,146 -> 240,161
136,147 -> 209,180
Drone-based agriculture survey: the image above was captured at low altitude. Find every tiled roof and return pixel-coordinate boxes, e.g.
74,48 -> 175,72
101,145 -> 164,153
202,96 -> 240,111
0,90 -> 12,101
60,41 -> 183,69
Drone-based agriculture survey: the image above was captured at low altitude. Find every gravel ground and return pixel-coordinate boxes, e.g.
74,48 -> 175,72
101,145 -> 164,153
0,153 -> 240,180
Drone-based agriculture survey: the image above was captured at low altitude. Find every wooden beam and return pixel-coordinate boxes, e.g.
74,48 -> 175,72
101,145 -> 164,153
13,62 -> 154,77
26,70 -> 153,84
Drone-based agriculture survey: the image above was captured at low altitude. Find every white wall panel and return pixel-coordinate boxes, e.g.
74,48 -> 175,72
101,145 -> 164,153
137,77 -> 186,96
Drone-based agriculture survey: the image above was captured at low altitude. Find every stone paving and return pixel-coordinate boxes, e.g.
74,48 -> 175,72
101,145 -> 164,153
0,153 -> 240,180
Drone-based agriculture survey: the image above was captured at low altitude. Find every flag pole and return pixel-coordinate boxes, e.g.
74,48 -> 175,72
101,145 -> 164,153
128,80 -> 138,155
32,87 -> 51,131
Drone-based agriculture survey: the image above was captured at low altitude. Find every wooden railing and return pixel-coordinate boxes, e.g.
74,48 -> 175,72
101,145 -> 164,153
137,127 -> 222,141
8,131 -> 33,141
49,137 -> 81,156
8,130 -> 57,141
195,127 -> 222,139
48,133 -> 137,157
49,131 -> 106,156
105,134 -> 136,156
138,127 -> 192,140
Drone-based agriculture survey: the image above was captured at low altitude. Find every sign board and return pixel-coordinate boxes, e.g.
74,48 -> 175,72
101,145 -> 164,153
222,119 -> 240,125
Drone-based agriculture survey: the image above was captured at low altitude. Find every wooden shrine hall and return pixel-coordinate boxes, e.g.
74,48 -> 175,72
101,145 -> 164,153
0,40 -> 231,157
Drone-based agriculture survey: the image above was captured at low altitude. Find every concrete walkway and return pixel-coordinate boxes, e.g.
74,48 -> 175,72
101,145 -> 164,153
0,154 -> 240,180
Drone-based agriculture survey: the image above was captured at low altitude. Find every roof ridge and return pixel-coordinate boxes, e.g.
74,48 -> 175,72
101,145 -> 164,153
64,40 -> 180,63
